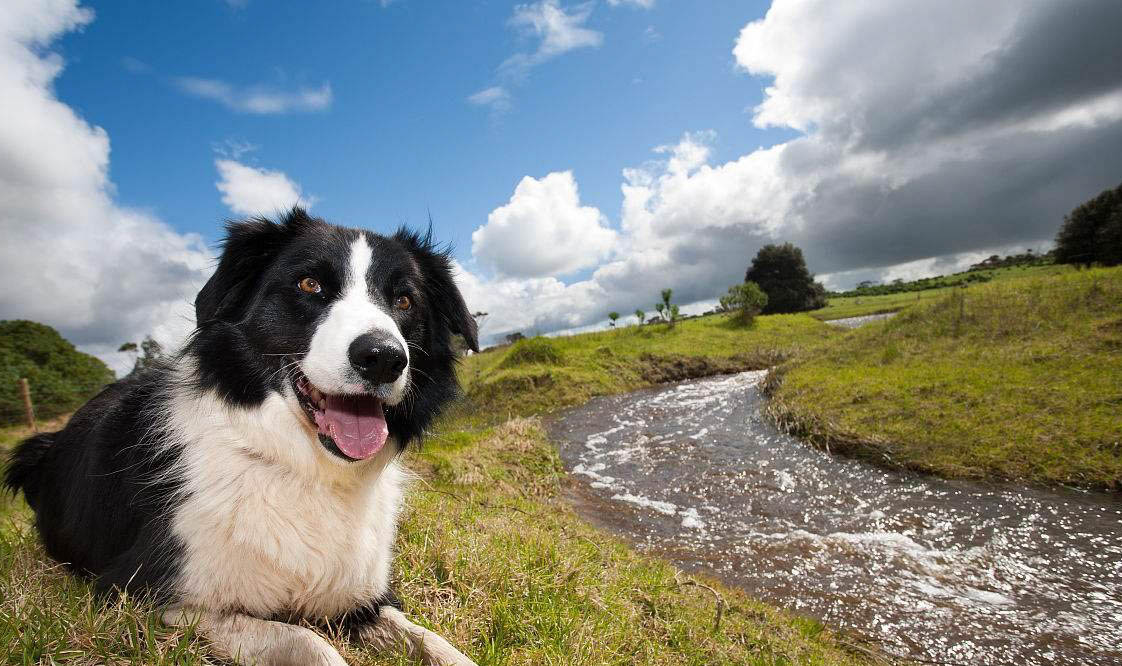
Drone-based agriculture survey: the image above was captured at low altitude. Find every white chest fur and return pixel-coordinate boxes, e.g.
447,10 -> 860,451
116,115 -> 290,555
164,387 -> 404,618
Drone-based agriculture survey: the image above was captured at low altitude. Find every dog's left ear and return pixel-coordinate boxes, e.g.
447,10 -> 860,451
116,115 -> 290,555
394,228 -> 479,353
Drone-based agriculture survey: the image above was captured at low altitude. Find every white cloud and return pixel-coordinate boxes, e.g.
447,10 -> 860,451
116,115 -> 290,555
0,0 -> 213,375
500,0 -> 603,80
607,0 -> 654,8
214,159 -> 313,216
455,0 -> 1122,345
175,77 -> 332,114
467,86 -> 512,113
472,171 -> 616,278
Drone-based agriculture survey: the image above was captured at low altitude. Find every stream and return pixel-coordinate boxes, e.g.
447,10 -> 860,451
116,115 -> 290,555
548,370 -> 1122,665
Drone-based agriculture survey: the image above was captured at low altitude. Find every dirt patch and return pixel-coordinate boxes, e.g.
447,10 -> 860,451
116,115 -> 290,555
637,351 -> 784,384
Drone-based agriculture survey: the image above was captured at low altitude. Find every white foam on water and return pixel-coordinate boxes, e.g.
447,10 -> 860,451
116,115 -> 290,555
680,507 -> 705,529
611,493 -> 678,515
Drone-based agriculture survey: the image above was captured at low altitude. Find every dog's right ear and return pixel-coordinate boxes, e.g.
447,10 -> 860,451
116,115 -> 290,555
196,208 -> 314,326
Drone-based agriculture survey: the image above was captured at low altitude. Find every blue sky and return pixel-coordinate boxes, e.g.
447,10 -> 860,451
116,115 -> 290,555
55,0 -> 779,256
3,0 -> 1122,373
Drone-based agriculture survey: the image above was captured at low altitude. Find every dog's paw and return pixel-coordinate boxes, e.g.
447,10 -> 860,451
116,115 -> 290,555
269,629 -> 350,666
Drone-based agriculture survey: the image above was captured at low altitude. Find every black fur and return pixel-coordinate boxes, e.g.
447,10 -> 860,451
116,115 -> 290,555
4,208 -> 475,602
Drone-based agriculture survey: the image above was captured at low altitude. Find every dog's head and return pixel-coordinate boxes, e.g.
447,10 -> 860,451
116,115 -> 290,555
189,208 -> 477,463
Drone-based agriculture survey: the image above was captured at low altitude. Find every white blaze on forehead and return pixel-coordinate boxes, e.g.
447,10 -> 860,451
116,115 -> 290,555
301,235 -> 410,401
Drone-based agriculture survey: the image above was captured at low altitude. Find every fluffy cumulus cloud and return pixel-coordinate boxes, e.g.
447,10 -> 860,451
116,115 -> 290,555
0,0 -> 214,375
472,171 -> 616,278
214,159 -> 313,216
458,0 -> 1122,345
175,77 -> 332,114
606,0 -> 654,8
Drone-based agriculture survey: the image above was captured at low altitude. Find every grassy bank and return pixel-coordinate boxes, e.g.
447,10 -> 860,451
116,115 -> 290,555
768,267 -> 1122,489
1,312 -> 876,665
459,312 -> 834,423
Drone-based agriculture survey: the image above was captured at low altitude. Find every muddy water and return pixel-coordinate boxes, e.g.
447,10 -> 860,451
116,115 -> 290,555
549,371 -> 1122,665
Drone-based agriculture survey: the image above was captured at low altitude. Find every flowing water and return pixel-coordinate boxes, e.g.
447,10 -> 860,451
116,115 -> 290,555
549,371 -> 1122,665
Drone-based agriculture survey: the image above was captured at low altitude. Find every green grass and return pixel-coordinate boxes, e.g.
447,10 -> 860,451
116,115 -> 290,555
0,417 -> 876,665
769,266 -> 1122,489
7,261 -> 1114,663
812,264 -> 1072,321
458,312 -> 836,423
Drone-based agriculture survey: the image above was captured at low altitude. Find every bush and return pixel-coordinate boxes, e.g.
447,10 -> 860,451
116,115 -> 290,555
745,243 -> 827,313
499,337 -> 564,368
720,282 -> 769,324
0,320 -> 115,425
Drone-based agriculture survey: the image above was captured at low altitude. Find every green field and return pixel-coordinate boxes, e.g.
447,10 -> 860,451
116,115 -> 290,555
5,261 -> 1118,663
770,266 -> 1122,489
1,315 -> 876,664
812,264 -> 1070,321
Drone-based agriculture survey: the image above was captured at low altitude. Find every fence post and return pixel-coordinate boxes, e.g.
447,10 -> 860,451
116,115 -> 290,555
19,378 -> 36,431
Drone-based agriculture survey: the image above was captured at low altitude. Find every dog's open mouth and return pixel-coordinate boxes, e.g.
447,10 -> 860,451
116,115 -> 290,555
292,372 -> 388,462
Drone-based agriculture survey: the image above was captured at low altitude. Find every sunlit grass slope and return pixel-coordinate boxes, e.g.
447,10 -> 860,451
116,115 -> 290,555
769,266 -> 1122,489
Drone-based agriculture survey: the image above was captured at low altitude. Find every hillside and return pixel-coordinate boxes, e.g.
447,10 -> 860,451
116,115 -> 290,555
767,266 -> 1122,489
0,320 -> 114,426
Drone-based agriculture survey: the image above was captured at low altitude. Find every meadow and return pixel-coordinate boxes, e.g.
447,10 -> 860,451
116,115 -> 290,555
4,261 -> 1118,663
771,266 -> 1122,489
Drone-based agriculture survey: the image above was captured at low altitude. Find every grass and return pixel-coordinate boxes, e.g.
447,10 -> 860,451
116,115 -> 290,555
6,261 -> 1114,662
1,344 -> 877,664
812,263 -> 1072,321
768,266 -> 1122,489
459,312 -> 835,424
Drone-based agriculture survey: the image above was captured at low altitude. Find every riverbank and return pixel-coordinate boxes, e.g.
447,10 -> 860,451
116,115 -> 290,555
767,266 -> 1122,490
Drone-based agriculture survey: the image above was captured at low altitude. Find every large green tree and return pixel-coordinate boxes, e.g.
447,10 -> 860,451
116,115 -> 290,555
744,243 -> 827,314
1055,182 -> 1122,267
0,320 -> 115,425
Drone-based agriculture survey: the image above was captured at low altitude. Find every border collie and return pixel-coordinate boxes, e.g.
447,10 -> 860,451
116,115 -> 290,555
5,209 -> 478,666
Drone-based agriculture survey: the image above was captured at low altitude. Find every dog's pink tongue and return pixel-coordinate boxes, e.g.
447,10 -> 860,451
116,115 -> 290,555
315,395 -> 388,460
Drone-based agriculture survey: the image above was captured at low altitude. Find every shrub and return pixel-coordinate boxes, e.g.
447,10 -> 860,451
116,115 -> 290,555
720,282 -> 769,324
499,337 -> 563,368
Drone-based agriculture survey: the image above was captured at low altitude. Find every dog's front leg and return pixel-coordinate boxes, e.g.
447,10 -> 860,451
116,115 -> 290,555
356,606 -> 476,666
163,607 -> 349,666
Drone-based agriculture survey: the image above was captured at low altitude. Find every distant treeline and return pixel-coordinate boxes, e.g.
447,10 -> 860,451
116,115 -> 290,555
828,251 -> 1054,298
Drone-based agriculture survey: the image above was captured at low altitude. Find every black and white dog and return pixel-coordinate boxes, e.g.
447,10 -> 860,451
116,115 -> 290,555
5,209 -> 478,665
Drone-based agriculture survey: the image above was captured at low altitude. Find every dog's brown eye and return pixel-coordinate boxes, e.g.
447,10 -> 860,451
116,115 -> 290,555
394,295 -> 411,311
298,277 -> 321,294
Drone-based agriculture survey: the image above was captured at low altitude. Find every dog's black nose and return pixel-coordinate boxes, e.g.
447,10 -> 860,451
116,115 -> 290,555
348,334 -> 407,385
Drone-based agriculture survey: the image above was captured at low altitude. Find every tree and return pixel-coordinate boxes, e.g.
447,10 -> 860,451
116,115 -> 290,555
653,288 -> 677,324
1055,182 -> 1122,267
607,312 -> 620,328
634,309 -> 645,325
505,332 -> 525,345
720,282 -> 768,324
745,243 -> 827,314
119,336 -> 164,376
